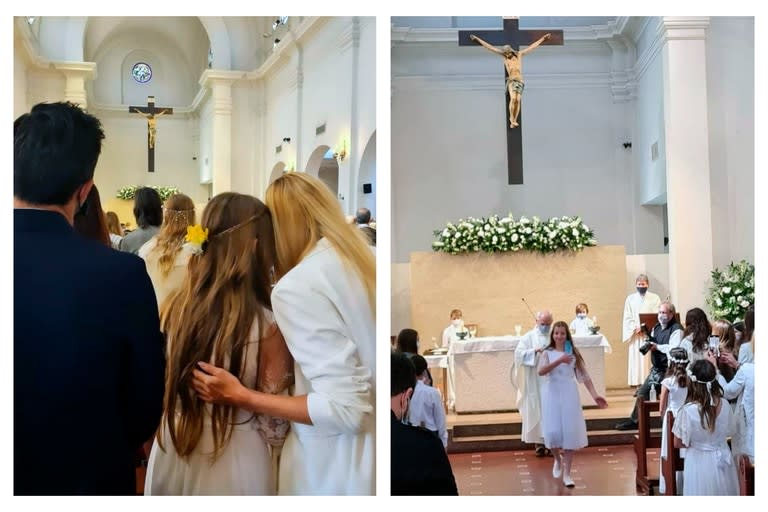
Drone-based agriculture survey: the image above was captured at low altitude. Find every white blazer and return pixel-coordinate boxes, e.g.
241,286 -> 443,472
271,238 -> 375,495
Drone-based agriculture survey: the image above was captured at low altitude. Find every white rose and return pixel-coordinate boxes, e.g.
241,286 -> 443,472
442,228 -> 450,237
454,232 -> 461,239
511,233 -> 519,242
722,286 -> 731,294
492,236 -> 498,243
741,300 -> 750,308
572,229 -> 579,236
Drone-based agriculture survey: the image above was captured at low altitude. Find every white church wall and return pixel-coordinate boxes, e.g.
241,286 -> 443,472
392,38 -> 647,263
230,84 -> 259,195
38,17 -> 86,62
93,111 -> 206,211
90,32 -> 198,107
261,57 -> 300,193
705,17 -> 754,268
198,96 -> 213,184
14,45 -> 29,117
26,69 -> 66,108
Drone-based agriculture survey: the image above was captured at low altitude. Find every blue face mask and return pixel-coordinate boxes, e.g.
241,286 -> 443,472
538,324 -> 550,335
658,313 -> 669,325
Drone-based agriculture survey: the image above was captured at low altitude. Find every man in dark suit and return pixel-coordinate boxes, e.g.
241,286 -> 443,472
14,102 -> 165,495
391,351 -> 458,495
355,207 -> 376,246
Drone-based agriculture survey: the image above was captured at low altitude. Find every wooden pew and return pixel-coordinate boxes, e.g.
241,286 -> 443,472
634,398 -> 661,495
661,410 -> 685,495
738,454 -> 754,496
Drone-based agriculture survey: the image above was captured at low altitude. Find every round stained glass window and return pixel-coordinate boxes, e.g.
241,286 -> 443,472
132,62 -> 152,83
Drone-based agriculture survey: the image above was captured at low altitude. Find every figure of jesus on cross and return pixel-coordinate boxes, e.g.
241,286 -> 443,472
469,32 -> 551,128
129,96 -> 173,172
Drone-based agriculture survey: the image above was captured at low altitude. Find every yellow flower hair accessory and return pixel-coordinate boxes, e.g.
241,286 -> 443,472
185,224 -> 209,255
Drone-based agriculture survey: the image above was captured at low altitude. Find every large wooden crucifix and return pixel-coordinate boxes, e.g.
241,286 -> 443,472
128,96 -> 173,173
459,18 -> 563,184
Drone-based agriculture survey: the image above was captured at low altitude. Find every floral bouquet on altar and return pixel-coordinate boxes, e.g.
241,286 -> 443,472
706,260 -> 754,322
116,185 -> 180,201
431,214 -> 597,255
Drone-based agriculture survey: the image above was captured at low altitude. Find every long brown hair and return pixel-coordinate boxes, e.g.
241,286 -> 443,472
105,211 -> 123,237
265,172 -> 375,314
683,308 -> 711,353
684,359 -> 724,433
546,321 -> 586,374
158,193 -> 276,461
73,184 -> 110,247
150,193 -> 195,277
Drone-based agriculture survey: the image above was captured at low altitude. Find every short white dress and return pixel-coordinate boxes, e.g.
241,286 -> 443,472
538,349 -> 588,450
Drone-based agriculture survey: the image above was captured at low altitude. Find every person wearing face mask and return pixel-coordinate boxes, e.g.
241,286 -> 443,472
441,308 -> 465,411
514,310 -> 553,456
569,303 -> 595,336
391,351 -> 458,495
622,274 -> 662,387
616,301 -> 682,430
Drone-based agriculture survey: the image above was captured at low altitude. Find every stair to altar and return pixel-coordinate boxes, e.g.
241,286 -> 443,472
447,388 -> 658,454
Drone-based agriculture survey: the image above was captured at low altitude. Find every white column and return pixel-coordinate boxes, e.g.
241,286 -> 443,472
200,71 -> 241,195
53,62 -> 97,110
660,17 -> 713,315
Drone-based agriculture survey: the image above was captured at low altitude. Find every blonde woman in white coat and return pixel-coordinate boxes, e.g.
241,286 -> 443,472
193,172 -> 376,495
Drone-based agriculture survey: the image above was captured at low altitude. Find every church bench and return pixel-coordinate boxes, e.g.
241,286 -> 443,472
661,410 -> 685,495
738,454 -> 754,496
634,398 -> 661,495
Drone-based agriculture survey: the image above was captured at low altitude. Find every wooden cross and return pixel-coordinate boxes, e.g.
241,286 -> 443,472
128,96 -> 173,173
459,18 -> 563,184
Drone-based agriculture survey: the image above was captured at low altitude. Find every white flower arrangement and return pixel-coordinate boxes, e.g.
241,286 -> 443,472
116,185 -> 180,201
705,260 -> 754,322
432,214 -> 597,255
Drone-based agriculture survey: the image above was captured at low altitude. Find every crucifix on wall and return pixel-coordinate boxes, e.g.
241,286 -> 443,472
459,18 -> 563,184
129,96 -> 173,173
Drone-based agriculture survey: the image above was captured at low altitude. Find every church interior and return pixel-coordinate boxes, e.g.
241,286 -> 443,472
391,16 -> 754,496
13,16 -> 377,224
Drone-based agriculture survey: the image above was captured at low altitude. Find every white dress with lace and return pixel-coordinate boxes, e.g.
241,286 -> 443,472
659,377 -> 688,494
672,401 -> 739,495
145,311 -> 288,495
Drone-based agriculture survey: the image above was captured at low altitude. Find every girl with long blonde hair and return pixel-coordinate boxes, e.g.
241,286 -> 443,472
193,172 -> 376,495
145,192 -> 293,495
138,193 -> 195,310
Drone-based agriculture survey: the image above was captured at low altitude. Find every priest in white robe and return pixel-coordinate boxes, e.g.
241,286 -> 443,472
514,310 -> 552,456
622,274 -> 661,386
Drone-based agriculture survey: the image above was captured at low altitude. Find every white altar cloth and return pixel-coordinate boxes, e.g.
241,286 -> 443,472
453,334 -> 612,413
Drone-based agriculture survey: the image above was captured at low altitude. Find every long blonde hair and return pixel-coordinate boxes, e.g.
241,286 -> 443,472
158,193 -> 276,461
151,194 -> 195,277
265,172 -> 375,314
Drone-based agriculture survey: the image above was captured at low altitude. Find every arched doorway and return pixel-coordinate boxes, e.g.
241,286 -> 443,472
357,131 -> 376,219
269,161 -> 286,184
305,145 -> 340,201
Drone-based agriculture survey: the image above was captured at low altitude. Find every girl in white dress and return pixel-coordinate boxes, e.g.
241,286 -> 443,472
672,359 -> 739,495
145,193 -> 293,495
658,347 -> 689,495
138,193 -> 196,311
537,321 -> 608,488
193,173 -> 376,495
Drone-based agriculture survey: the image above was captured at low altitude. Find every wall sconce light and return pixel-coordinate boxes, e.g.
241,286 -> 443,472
273,38 -> 281,49
622,142 -> 632,149
282,137 -> 291,143
333,140 -> 347,162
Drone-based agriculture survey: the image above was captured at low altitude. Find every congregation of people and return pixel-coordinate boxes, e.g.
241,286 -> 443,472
14,101 -> 376,495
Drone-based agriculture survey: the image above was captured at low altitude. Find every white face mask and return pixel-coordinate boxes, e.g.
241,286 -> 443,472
577,313 -> 586,319
452,319 -> 462,327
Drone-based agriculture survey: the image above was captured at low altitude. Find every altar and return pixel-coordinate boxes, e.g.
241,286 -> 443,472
452,334 -> 612,413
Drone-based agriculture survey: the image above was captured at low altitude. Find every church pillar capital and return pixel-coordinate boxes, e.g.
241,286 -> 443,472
658,17 -> 710,42
52,61 -> 97,110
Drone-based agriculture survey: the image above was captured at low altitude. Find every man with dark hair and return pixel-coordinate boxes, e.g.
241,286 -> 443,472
391,351 -> 458,495
14,102 -> 165,494
355,207 -> 376,246
119,186 -> 163,254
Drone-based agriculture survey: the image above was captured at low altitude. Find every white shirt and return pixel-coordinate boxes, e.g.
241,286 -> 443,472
407,379 -> 448,448
271,237 -> 375,495
569,316 -> 594,336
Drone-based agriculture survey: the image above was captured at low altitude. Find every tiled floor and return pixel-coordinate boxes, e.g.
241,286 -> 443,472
450,445 -> 654,496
